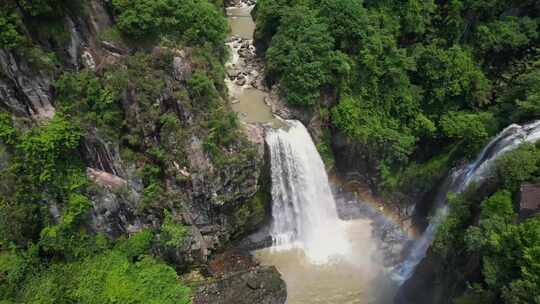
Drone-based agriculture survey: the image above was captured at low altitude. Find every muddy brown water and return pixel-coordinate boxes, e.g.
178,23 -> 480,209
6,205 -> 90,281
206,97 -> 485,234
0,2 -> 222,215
255,219 -> 396,304
227,6 -> 256,39
226,6 -> 277,126
226,5 -> 396,304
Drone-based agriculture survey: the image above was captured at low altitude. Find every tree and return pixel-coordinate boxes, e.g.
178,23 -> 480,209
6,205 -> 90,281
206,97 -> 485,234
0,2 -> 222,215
498,64 -> 540,122
475,17 -> 538,55
412,44 -> 491,115
17,0 -> 65,17
266,5 -> 335,106
496,143 -> 540,191
439,111 -> 493,159
112,0 -> 227,49
0,9 -> 24,49
19,249 -> 191,304
316,0 -> 368,53
400,0 -> 436,37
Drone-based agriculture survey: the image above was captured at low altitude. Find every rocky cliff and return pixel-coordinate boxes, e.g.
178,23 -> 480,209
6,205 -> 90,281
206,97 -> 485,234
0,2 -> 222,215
0,0 -> 285,302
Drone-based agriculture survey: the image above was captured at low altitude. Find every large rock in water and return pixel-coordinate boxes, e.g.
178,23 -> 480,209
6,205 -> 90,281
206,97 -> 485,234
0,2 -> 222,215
193,266 -> 287,304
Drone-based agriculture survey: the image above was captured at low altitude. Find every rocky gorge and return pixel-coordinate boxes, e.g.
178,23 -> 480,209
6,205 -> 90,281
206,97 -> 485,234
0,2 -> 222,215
0,0 -> 287,302
2,0 -> 539,303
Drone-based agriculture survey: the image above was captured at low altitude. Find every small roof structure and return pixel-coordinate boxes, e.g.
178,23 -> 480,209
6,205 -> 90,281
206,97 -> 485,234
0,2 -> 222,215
520,183 -> 540,219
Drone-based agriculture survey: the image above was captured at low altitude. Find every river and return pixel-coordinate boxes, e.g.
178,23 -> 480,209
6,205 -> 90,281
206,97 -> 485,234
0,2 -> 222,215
225,3 -> 399,303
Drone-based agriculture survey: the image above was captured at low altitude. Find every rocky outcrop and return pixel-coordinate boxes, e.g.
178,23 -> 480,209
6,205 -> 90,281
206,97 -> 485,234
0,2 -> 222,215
86,179 -> 148,237
194,266 -> 286,304
194,251 -> 286,304
0,49 -> 55,120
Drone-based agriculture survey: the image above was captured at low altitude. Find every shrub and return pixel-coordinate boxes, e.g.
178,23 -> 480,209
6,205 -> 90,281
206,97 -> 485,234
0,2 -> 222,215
18,249 -> 191,304
160,211 -> 187,249
112,0 -> 227,49
439,111 -> 494,159
17,0 -> 65,17
496,143 -> 540,191
265,5 -> 335,106
0,10 -> 24,49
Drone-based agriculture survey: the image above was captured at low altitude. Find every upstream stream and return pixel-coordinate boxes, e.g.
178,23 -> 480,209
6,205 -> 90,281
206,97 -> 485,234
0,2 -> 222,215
226,3 -> 400,303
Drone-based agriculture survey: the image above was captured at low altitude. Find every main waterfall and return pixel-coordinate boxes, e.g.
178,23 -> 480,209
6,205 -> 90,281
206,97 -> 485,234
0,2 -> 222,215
266,120 -> 350,264
393,120 -> 540,283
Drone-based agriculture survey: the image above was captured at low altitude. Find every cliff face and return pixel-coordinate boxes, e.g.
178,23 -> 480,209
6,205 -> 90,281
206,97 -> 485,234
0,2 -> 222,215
1,0 -> 275,289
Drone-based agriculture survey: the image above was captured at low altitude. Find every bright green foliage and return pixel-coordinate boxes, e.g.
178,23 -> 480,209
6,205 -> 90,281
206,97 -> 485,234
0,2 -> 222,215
433,193 -> 473,257
203,109 -> 254,168
55,72 -> 123,138
465,190 -> 514,252
499,64 -> 540,122
0,9 -> 24,49
383,151 -> 451,201
266,5 -> 335,106
187,70 -> 219,102
0,114 -> 89,252
475,17 -> 539,55
0,113 -> 17,145
16,115 -> 82,187
331,95 -> 417,165
436,143 -> 540,303
483,218 -> 540,304
496,143 -> 540,191
252,0 -> 297,51
18,249 -> 190,304
413,44 -> 491,113
115,229 -> 154,259
399,0 -> 436,36
315,0 -> 367,52
253,0 -> 539,197
112,0 -> 227,49
0,198 -> 43,248
0,250 -> 29,299
160,211 -> 187,249
439,111 -> 493,159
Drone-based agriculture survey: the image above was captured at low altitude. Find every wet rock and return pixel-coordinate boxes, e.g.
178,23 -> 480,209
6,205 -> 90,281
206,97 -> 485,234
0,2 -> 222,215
193,266 -> 287,304
236,75 -> 247,86
227,68 -> 241,79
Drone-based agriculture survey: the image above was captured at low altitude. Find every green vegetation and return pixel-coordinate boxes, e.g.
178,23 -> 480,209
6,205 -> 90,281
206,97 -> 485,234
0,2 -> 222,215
1,231 -> 190,304
17,0 -> 66,17
0,8 -> 24,49
433,143 -> 540,303
0,0 -> 251,302
265,5 -> 337,106
255,1 -> 540,301
254,0 -> 540,201
111,0 -> 227,51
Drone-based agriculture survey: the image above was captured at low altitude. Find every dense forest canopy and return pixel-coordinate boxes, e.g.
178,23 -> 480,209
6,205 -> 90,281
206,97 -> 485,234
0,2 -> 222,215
252,0 -> 540,303
254,0 -> 539,189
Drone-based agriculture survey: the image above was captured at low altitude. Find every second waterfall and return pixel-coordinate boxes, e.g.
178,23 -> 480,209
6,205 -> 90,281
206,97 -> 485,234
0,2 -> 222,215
266,120 -> 350,264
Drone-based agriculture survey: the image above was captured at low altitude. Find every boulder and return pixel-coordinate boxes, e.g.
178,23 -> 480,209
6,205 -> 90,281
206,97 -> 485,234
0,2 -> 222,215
193,266 -> 287,304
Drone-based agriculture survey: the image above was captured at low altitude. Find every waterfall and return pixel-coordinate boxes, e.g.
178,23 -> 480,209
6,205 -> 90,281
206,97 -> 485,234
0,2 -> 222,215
266,120 -> 350,264
393,120 -> 540,283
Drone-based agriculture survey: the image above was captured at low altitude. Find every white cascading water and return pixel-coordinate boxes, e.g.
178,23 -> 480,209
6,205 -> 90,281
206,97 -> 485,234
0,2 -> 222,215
266,120 -> 350,264
393,120 -> 540,284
